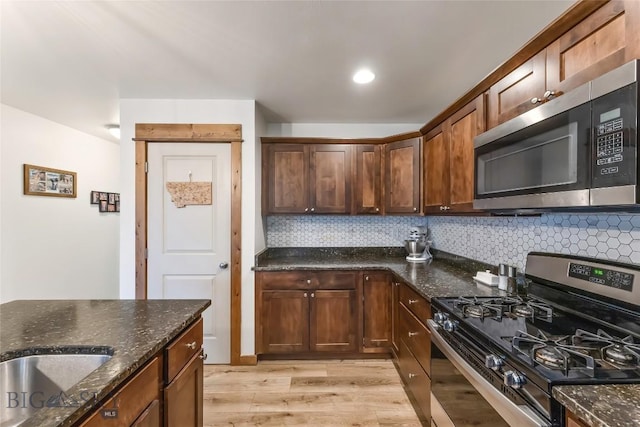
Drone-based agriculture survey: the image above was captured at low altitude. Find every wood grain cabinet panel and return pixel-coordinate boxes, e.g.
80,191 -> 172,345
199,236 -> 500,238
260,290 -> 310,353
566,410 -> 590,427
353,145 -> 382,214
164,352 -> 203,427
424,95 -> 485,214
310,289 -> 358,352
131,400 -> 160,427
310,145 -> 352,214
385,138 -> 421,214
391,280 -> 401,354
362,273 -> 392,352
263,144 -> 309,214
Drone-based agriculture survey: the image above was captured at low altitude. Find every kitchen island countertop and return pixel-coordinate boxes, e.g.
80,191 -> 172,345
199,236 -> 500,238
0,299 -> 210,427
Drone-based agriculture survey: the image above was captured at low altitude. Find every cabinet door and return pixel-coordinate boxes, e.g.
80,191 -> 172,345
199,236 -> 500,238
546,1 -> 630,98
423,126 -> 449,213
487,50 -> 546,128
448,95 -> 485,212
264,144 -> 309,214
310,145 -> 351,214
391,281 -> 400,354
310,290 -> 357,352
164,352 -> 203,427
260,290 -> 309,353
353,145 -> 382,214
131,400 -> 160,427
362,273 -> 391,351
385,138 -> 421,214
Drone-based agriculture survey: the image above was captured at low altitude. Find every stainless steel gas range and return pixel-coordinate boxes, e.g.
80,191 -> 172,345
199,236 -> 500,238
428,252 -> 640,427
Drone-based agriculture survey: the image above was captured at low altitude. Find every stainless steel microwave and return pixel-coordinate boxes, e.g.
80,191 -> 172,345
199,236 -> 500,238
473,60 -> 639,211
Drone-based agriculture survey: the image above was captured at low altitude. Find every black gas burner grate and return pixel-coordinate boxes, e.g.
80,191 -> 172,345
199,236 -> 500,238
574,329 -> 640,368
453,296 -> 553,321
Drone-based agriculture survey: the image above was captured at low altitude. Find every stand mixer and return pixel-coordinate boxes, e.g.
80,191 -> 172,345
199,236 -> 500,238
404,226 -> 432,262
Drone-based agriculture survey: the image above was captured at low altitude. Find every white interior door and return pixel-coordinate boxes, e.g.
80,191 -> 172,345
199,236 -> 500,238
147,143 -> 231,364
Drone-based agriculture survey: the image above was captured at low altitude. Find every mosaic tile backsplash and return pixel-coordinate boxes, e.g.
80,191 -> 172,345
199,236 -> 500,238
266,213 -> 640,271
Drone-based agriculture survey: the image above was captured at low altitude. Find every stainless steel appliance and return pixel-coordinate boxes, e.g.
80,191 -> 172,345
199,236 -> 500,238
404,226 -> 432,262
474,60 -> 639,211
428,252 -> 640,427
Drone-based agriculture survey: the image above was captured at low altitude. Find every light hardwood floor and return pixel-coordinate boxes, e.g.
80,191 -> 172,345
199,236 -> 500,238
203,359 -> 424,426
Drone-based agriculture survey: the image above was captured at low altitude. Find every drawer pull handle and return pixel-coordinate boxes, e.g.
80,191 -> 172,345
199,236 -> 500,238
408,299 -> 418,304
408,373 -> 417,379
408,332 -> 418,337
186,341 -> 197,350
199,351 -> 208,361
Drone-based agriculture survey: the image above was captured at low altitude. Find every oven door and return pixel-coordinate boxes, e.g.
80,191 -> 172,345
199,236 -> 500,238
473,83 -> 591,211
427,320 -> 551,427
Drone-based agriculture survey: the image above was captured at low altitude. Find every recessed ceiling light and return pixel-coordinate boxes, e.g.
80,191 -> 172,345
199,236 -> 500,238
106,124 -> 120,139
353,69 -> 375,84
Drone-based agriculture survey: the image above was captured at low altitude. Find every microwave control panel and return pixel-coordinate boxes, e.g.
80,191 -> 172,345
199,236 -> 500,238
592,83 -> 636,187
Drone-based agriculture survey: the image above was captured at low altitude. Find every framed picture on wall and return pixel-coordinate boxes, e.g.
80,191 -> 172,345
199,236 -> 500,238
23,164 -> 77,198
90,191 -> 101,204
99,200 -> 108,212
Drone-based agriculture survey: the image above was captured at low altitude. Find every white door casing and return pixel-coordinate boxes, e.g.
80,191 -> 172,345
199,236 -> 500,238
147,143 -> 231,364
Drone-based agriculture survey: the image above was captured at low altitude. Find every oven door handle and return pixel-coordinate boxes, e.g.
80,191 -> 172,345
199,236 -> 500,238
427,320 -> 551,427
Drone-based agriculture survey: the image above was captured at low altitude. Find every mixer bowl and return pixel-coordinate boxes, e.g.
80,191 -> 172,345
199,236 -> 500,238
404,239 -> 427,256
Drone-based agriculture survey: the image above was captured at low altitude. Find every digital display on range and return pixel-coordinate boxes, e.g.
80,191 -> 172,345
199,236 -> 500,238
568,263 -> 634,292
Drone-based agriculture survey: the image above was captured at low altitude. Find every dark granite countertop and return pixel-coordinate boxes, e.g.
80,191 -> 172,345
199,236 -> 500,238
0,299 -> 210,427
254,247 -> 504,300
553,385 -> 640,427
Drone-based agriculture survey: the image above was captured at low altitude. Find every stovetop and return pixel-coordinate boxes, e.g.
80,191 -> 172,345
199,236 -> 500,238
434,294 -> 640,384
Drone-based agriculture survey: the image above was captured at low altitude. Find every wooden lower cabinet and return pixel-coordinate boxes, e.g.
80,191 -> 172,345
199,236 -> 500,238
393,281 -> 432,423
80,317 -> 205,427
362,272 -> 392,352
256,271 -> 358,355
164,352 -> 204,427
566,410 -> 590,427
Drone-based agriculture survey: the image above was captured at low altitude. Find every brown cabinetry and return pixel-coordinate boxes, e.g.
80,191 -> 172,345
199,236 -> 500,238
353,145 -> 382,214
424,95 -> 485,214
362,272 -> 391,352
392,281 -> 431,422
262,144 -> 351,214
488,1 -> 637,129
164,352 -> 204,427
256,271 -> 358,355
566,410 -> 590,427
384,138 -> 421,214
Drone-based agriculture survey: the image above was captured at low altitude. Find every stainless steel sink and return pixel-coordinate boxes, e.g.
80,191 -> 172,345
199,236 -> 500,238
0,353 -> 112,427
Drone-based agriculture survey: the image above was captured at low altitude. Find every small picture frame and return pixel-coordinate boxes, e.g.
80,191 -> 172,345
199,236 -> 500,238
108,193 -> 115,204
99,200 -> 108,212
24,164 -> 77,198
99,192 -> 108,201
90,191 -> 101,205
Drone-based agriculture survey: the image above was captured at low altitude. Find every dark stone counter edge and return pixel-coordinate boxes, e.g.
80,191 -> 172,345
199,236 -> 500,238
9,301 -> 211,427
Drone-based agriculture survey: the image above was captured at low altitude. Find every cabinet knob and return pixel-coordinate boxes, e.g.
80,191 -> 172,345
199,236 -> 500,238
530,97 -> 543,104
306,279 -> 311,284
408,332 -> 419,337
544,90 -> 555,100
365,276 -> 369,281
444,206 -> 450,211
439,206 -> 445,211
311,292 -> 315,298
408,373 -> 417,379
199,351 -> 208,361
304,292 -> 308,297
413,207 -> 418,212
408,299 -> 418,304
304,208 -> 309,212
375,207 -> 380,212
310,207 -> 315,212
186,341 -> 197,350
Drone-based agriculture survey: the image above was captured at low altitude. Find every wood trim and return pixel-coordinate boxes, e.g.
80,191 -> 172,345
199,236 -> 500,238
134,123 -> 244,366
135,141 -> 147,299
260,130 -> 421,146
135,123 -> 241,140
237,355 -> 257,365
419,0 -> 608,135
230,140 -> 243,365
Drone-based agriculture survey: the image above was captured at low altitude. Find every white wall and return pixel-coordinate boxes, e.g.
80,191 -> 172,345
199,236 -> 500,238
0,104 -> 120,303
119,99 -> 259,356
266,122 -> 423,138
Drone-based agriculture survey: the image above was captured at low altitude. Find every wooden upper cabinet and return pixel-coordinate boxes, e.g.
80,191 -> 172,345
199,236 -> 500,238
310,145 -> 351,214
488,1 -> 637,129
263,143 -> 351,214
424,95 -> 485,214
264,144 -> 309,214
385,138 -> 421,214
487,50 -> 546,128
353,145 -> 382,214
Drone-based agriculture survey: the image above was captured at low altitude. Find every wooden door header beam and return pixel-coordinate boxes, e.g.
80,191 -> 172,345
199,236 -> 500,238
134,123 -> 243,142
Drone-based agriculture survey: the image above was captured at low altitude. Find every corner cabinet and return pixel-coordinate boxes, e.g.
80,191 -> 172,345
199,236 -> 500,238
262,144 -> 352,214
256,271 -> 358,355
488,1 -> 638,128
353,145 -> 383,214
384,137 -> 422,214
424,95 -> 485,214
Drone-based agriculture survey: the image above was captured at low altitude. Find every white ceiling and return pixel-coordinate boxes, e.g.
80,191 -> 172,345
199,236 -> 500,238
1,0 -> 575,142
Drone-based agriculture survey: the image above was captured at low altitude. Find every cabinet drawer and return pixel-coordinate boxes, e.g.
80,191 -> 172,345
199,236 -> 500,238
259,271 -> 318,290
316,271 -> 356,290
81,357 -> 161,426
397,338 -> 431,422
166,318 -> 203,382
399,303 -> 431,377
399,282 -> 431,322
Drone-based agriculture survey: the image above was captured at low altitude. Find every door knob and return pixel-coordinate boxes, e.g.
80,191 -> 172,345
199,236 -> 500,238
219,262 -> 229,269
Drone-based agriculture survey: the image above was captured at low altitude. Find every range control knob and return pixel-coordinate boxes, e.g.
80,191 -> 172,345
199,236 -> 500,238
433,312 -> 448,324
443,320 -> 457,332
504,370 -> 526,389
485,354 -> 505,371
